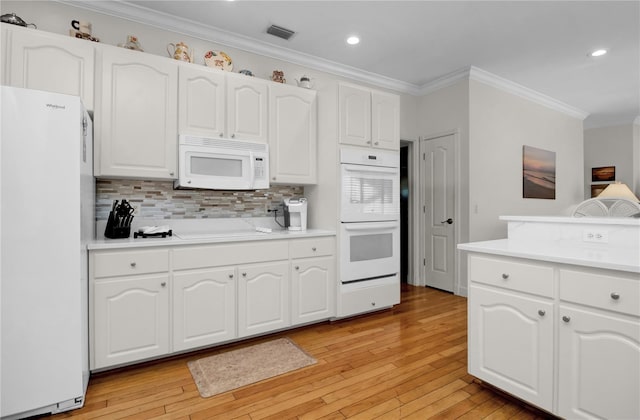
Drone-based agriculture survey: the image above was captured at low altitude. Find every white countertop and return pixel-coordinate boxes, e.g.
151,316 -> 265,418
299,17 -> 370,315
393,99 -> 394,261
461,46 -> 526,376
89,217 -> 336,250
500,215 -> 640,226
458,239 -> 640,273
89,228 -> 335,250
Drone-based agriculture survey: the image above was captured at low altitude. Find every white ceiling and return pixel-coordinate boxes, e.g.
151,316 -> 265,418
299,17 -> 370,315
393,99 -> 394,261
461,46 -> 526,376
73,1 -> 639,129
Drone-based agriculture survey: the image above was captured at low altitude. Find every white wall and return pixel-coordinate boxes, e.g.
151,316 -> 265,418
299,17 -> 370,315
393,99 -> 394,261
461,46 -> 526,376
468,80 -> 584,241
584,124 -> 636,199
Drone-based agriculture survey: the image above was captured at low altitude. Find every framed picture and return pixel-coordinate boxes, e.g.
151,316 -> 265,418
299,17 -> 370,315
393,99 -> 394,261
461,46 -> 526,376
591,166 -> 615,182
523,145 -> 556,199
591,183 -> 610,198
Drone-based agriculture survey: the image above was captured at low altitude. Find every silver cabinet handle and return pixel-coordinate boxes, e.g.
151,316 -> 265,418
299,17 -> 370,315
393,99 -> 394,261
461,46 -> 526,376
231,133 -> 235,138
130,262 -> 137,268
242,272 -> 247,277
610,292 -> 620,300
366,140 -> 372,145
371,302 -> 376,306
219,133 -> 223,137
272,177 -> 276,181
312,247 -> 317,251
295,266 -> 299,270
160,282 -> 166,287
562,315 -> 571,323
228,274 -> 234,279
501,273 -> 509,279
538,310 -> 546,317
374,141 -> 379,145
169,172 -> 174,176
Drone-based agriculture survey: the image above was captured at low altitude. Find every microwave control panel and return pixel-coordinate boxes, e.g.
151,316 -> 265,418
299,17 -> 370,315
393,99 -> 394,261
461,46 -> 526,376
254,157 -> 265,178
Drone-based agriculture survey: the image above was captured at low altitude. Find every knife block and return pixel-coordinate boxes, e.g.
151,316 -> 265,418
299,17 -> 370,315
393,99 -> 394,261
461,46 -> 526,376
104,210 -> 132,239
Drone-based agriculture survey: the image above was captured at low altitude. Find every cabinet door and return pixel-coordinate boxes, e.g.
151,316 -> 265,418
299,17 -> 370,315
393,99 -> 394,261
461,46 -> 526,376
93,275 -> 169,369
339,83 -> 371,147
468,285 -> 554,411
269,84 -> 317,184
173,267 -> 236,351
238,261 -> 290,337
6,26 -> 94,109
226,73 -> 268,142
178,64 -> 225,138
371,90 -> 399,150
95,47 -> 178,179
558,306 -> 640,420
291,256 -> 335,324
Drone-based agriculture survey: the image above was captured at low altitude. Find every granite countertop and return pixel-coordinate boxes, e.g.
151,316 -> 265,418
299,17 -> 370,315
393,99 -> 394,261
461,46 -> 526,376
458,239 -> 640,274
89,217 -> 336,250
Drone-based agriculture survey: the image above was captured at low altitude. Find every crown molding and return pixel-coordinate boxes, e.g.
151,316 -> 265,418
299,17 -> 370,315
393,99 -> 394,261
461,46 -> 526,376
56,0 -> 593,120
468,66 -> 589,120
56,0 -> 421,94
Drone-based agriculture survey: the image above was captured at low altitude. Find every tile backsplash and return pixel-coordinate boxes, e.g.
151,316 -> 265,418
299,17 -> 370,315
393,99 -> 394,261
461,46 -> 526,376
96,179 -> 303,220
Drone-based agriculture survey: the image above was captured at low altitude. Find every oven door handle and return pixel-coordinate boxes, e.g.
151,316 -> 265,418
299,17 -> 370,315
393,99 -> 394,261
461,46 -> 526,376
343,165 -> 398,174
343,221 -> 398,231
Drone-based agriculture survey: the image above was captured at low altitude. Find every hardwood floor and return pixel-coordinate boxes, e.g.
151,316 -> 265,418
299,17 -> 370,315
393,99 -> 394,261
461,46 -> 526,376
51,284 -> 552,419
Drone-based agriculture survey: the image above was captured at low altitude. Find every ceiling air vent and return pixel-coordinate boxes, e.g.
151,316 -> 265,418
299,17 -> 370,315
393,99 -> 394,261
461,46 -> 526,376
267,24 -> 295,40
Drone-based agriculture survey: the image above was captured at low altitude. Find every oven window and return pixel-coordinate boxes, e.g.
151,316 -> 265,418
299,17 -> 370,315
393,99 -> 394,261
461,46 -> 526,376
350,233 -> 392,262
191,156 -> 243,177
348,177 -> 393,205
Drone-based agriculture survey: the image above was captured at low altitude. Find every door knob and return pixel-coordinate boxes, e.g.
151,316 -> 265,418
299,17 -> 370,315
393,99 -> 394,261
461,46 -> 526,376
440,218 -> 453,224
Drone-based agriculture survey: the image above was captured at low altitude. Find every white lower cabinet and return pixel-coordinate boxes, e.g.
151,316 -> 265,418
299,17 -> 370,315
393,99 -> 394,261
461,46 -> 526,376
468,285 -> 553,411
93,275 -> 170,369
292,257 -> 335,325
91,236 -> 335,370
238,262 -> 290,337
467,253 -> 640,419
173,267 -> 236,352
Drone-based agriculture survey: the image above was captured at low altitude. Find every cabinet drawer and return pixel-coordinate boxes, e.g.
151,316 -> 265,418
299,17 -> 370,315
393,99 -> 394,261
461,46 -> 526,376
174,240 -> 288,270
469,254 -> 554,298
93,249 -> 169,278
560,269 -> 640,316
290,237 -> 335,259
338,276 -> 399,317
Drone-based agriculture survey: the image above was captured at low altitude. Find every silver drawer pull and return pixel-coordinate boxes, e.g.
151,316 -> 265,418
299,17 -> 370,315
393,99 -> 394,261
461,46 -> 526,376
228,274 -> 234,279
501,273 -> 509,279
312,247 -> 317,251
371,302 -> 376,306
160,282 -> 166,287
610,292 -> 620,300
295,266 -> 300,270
562,315 -> 571,323
130,262 -> 137,268
242,272 -> 247,277
538,310 -> 546,317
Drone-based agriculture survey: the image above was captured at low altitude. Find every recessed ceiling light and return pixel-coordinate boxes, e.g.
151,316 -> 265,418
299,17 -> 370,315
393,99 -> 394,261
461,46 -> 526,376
346,36 -> 360,45
589,49 -> 608,57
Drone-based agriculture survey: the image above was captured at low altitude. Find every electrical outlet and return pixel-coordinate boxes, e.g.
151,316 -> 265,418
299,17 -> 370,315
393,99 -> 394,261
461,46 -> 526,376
582,229 -> 609,243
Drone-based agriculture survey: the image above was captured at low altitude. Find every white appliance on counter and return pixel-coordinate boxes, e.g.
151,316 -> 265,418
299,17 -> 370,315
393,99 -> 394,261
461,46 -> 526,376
1,86 -> 93,419
175,135 -> 269,190
337,147 -> 400,317
284,197 -> 308,231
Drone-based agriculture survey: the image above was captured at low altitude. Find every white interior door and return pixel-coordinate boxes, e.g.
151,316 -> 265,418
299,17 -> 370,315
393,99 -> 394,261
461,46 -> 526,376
421,134 -> 455,292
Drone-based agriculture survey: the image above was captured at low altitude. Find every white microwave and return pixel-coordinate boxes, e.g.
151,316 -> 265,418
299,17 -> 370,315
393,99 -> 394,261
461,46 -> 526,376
175,135 -> 269,190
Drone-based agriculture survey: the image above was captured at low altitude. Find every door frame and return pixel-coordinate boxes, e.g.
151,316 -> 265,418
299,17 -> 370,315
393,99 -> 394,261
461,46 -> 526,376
417,129 -> 461,293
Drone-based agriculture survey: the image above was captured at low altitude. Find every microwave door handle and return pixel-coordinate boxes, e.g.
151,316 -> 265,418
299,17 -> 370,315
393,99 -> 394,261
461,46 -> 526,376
343,221 -> 398,231
248,151 -> 255,189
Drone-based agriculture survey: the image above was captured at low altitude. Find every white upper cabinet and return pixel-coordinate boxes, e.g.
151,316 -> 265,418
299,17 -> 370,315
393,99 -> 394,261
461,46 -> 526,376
178,64 -> 225,139
226,72 -> 268,143
371,91 -> 400,150
269,83 -> 317,184
339,82 -> 399,150
95,46 -> 178,179
339,83 -> 371,147
4,25 -> 95,109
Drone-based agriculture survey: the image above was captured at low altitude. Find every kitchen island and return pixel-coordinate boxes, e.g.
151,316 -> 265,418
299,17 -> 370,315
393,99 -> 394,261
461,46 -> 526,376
459,215 -> 639,419
88,218 -> 336,370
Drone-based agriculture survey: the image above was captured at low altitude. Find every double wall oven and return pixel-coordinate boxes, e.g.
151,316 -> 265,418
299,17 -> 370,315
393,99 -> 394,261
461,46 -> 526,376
338,147 -> 400,316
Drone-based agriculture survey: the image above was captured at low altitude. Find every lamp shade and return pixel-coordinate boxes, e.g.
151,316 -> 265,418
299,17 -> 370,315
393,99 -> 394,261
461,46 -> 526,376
597,181 -> 639,201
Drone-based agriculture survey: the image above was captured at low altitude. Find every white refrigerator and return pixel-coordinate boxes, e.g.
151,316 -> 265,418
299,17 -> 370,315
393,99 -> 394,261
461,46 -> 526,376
1,86 -> 93,419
